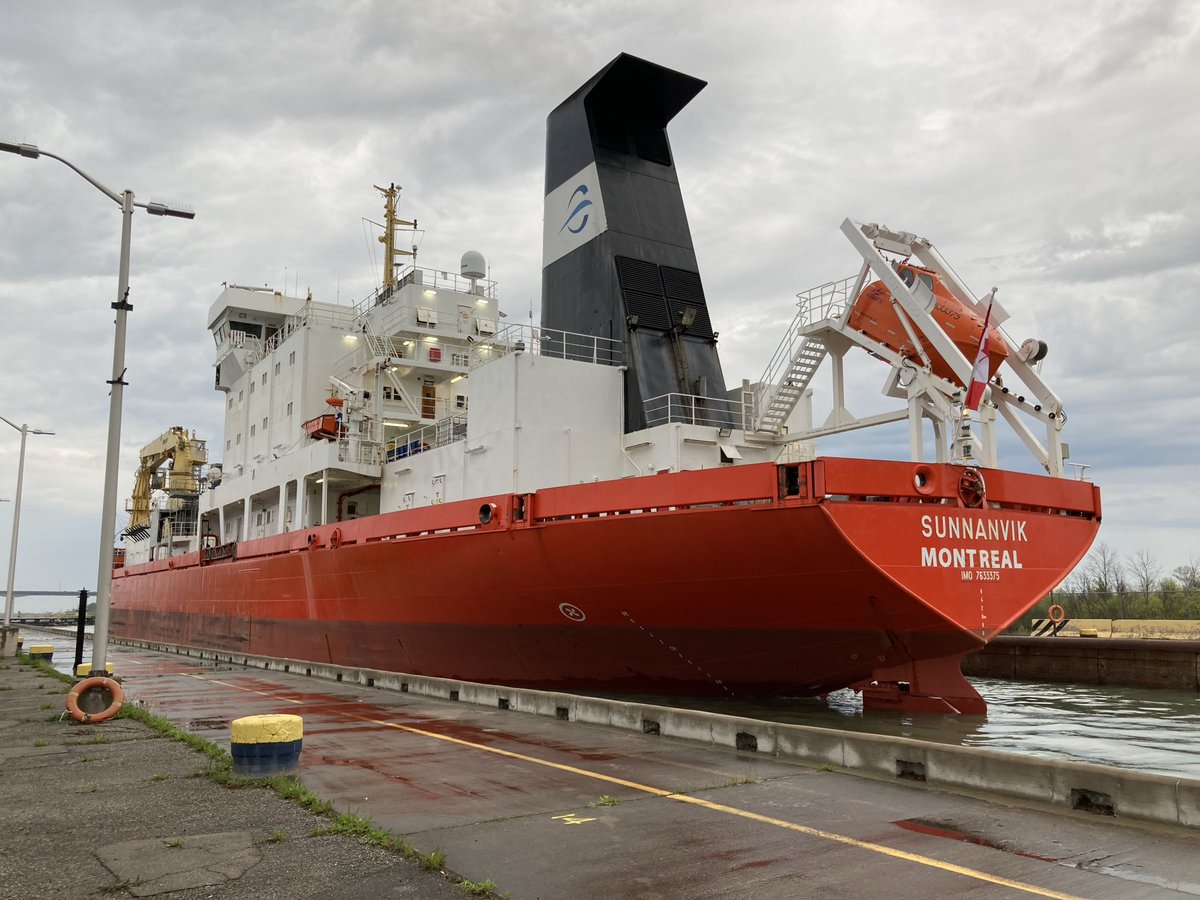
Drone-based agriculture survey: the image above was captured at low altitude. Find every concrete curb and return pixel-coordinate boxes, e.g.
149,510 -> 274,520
115,636 -> 1200,832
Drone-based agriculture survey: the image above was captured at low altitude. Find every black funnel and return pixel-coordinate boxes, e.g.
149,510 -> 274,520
540,54 -> 730,433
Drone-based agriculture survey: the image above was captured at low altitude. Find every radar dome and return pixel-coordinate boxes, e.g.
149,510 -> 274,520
461,250 -> 486,280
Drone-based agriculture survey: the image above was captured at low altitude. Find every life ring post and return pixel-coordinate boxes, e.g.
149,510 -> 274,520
65,676 -> 124,724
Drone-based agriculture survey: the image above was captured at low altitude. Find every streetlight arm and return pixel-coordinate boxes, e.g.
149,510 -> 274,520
0,416 -> 54,436
2,142 -> 195,219
2,141 -> 121,205
35,149 -> 123,206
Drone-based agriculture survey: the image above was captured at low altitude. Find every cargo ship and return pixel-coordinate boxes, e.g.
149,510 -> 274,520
111,54 -> 1101,714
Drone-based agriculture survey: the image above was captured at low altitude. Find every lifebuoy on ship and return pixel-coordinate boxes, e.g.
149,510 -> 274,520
329,527 -> 342,549
1049,603 -> 1065,624
65,676 -> 124,724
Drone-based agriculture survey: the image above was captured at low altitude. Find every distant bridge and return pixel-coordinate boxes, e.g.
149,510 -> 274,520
9,590 -> 93,598
7,589 -> 95,625
11,614 -> 95,626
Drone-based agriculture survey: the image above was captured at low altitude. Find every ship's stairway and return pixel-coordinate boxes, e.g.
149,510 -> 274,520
333,320 -> 404,382
754,274 -> 856,434
363,322 -> 403,363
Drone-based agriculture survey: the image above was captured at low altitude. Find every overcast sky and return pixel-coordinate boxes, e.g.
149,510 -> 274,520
2,1 -> 1197,610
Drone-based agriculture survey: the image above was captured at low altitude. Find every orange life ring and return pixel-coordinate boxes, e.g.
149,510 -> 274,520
329,527 -> 342,549
65,676 -> 125,724
1048,603 -> 1065,625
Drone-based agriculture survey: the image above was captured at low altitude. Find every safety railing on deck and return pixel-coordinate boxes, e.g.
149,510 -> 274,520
354,265 -> 498,314
384,415 -> 468,462
469,323 -> 624,369
643,393 -> 751,429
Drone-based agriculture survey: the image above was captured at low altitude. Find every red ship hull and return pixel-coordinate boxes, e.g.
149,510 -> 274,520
111,459 -> 1100,710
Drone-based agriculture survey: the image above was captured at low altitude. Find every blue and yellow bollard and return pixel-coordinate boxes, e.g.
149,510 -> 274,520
27,644 -> 53,662
230,714 -> 304,777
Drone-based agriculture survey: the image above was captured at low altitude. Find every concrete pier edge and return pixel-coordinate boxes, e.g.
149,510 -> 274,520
104,634 -> 1200,832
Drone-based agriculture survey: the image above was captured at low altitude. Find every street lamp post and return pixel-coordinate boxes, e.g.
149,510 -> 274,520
0,140 -> 194,672
1,417 -> 54,626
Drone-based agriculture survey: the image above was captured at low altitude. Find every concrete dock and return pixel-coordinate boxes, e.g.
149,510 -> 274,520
965,635 -> 1200,691
5,632 -> 1200,899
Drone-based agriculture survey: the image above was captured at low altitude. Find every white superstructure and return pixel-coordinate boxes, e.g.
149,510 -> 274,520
122,200 -> 1081,566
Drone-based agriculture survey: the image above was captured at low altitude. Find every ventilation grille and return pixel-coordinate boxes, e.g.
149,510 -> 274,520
616,257 -> 663,295
615,257 -> 713,338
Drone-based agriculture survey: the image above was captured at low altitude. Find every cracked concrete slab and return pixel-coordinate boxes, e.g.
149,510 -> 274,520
0,744 -> 68,764
96,831 -> 262,896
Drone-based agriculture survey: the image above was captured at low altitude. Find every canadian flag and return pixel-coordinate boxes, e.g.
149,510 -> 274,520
964,299 -> 994,412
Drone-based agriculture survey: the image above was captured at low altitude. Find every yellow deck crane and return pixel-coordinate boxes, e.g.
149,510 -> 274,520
125,427 -> 207,541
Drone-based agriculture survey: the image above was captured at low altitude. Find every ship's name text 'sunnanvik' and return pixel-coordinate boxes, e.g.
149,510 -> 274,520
919,515 -> 1027,570
920,515 -> 1028,542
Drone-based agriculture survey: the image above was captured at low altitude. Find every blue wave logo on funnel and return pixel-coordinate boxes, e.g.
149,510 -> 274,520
559,184 -> 593,234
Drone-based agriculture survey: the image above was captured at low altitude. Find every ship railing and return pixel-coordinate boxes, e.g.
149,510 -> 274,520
643,393 -> 751,429
218,331 -> 265,365
263,303 -> 357,356
384,415 -> 468,463
752,274 -> 856,424
292,303 -> 359,331
469,323 -> 624,370
163,520 -> 200,538
353,265 -> 498,315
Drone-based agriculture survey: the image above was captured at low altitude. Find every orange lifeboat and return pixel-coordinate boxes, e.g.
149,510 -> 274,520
847,263 -> 1008,388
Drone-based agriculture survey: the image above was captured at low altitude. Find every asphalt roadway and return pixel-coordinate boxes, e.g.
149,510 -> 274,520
3,634 -> 1199,899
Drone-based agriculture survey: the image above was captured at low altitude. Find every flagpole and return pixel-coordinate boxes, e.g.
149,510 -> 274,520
954,293 -> 996,464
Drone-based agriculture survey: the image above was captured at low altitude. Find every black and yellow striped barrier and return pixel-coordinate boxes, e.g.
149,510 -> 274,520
230,714 -> 303,777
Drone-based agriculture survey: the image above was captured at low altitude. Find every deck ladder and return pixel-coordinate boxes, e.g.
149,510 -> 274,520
754,275 -> 856,433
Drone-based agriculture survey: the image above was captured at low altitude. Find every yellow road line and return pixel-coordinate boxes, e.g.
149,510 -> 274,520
182,673 -> 1082,899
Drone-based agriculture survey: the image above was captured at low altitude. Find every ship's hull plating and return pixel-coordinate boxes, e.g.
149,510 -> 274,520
112,459 -> 1101,697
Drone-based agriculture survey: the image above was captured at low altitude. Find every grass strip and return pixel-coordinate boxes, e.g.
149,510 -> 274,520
113,703 -> 509,897
11,651 -> 512,896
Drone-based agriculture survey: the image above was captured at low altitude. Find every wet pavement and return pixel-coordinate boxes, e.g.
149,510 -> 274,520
0,647 -> 464,900
10,632 -> 1200,899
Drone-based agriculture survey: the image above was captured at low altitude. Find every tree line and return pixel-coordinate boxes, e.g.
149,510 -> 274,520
1027,543 -> 1200,621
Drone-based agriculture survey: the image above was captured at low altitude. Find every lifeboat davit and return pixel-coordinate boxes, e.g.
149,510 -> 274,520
847,263 -> 1008,387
